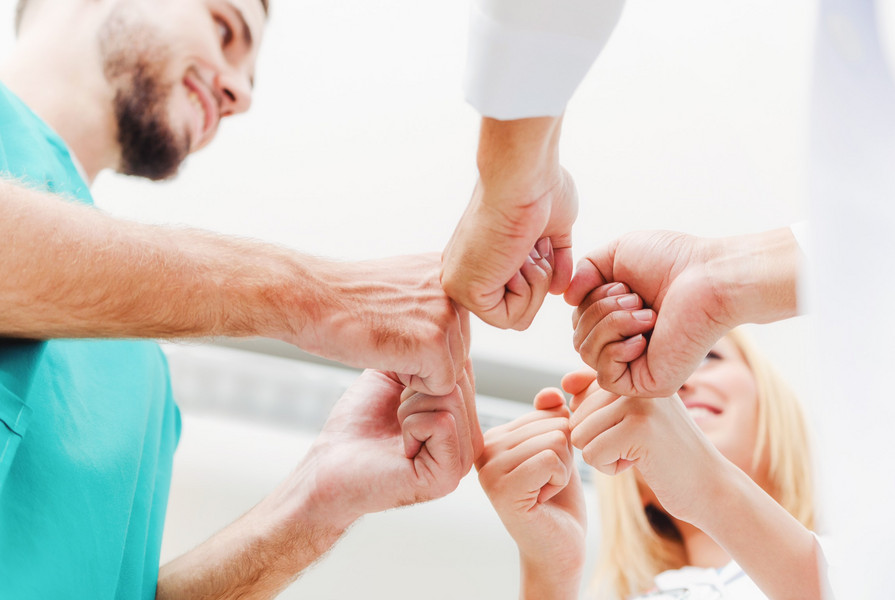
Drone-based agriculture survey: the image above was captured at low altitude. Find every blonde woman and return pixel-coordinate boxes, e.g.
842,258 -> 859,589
477,326 -> 827,599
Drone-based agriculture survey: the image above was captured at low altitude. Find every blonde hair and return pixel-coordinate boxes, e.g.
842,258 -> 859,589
591,328 -> 815,599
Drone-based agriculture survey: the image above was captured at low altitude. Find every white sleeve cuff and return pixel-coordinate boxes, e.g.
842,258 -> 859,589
464,1 -> 624,120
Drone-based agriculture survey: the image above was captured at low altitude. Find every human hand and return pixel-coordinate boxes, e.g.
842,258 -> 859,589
564,369 -> 724,526
297,364 -> 482,530
441,117 -> 578,331
290,253 -> 470,396
476,388 -> 586,592
565,229 -> 799,397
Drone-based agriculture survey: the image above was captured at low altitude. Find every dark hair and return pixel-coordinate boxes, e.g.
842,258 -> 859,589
15,0 -> 270,35
644,504 -> 683,544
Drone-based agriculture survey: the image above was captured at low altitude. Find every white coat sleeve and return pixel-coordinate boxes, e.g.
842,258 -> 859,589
464,0 -> 625,120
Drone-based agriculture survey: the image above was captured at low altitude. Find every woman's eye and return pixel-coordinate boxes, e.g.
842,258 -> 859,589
699,350 -> 722,367
215,17 -> 234,47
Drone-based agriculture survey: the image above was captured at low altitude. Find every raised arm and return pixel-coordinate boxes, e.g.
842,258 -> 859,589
476,388 -> 586,600
157,366 -> 482,599
441,0 -> 624,330
1,178 -> 468,394
442,117 -> 576,330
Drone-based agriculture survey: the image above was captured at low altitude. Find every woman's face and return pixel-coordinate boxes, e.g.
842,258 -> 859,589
676,336 -> 768,484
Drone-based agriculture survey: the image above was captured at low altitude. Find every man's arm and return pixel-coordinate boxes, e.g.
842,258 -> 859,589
157,367 -> 482,599
442,0 -> 624,330
155,483 -> 346,600
442,116 -> 575,330
1,178 -> 467,394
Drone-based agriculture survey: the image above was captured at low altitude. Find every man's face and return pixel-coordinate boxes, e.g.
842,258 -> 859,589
99,0 -> 266,180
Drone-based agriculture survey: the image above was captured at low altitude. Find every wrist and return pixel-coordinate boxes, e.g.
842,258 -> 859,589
165,462 -> 352,596
703,228 -> 800,327
684,455 -> 750,533
476,116 -> 564,202
259,450 -> 357,550
265,254 -> 348,357
519,552 -> 583,600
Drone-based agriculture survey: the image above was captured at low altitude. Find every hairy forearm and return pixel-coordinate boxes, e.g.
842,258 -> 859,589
157,469 -> 349,600
696,464 -> 825,600
0,179 -> 330,342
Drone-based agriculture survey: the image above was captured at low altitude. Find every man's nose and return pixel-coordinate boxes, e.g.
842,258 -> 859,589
217,65 -> 253,116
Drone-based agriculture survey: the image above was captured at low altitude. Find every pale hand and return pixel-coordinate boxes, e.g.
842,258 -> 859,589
476,388 -> 586,594
565,231 -> 736,397
564,369 -> 724,526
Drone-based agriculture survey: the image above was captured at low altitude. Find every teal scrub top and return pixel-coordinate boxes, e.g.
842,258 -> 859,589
0,82 -> 182,599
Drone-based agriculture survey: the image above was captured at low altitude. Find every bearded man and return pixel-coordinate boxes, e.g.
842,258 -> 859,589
0,1 -> 480,598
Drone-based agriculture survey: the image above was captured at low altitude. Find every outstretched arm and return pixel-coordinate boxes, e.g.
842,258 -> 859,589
157,366 -> 482,599
566,228 -> 801,397
1,178 -> 468,394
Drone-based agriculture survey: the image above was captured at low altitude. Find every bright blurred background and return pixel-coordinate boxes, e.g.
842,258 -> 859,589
1,0 -> 821,597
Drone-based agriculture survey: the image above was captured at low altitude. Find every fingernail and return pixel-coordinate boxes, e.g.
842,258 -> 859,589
536,237 -> 551,258
530,246 -> 542,261
607,283 -> 626,296
623,334 -> 643,345
632,309 -> 653,322
617,294 -> 639,309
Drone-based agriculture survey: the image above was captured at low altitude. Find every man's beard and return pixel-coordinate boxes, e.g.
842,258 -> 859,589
99,11 -> 190,181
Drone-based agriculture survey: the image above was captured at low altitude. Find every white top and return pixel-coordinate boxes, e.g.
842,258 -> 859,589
464,0 -> 624,119
632,535 -> 831,600
638,561 -> 763,599
630,532 -> 830,599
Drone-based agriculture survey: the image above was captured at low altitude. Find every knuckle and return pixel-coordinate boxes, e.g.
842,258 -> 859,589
581,446 -> 599,468
546,428 -> 569,450
542,449 -> 565,473
432,410 -> 456,430
440,273 -> 459,297
570,428 -> 590,451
